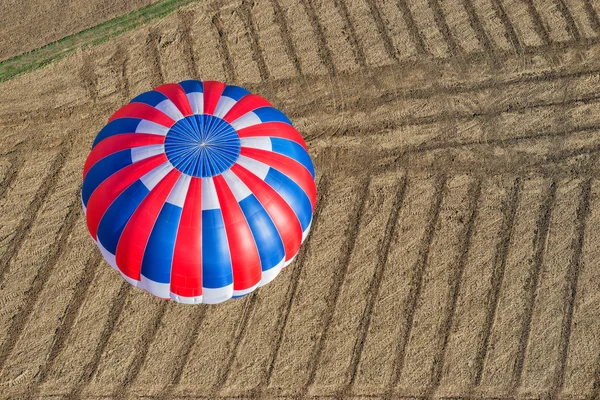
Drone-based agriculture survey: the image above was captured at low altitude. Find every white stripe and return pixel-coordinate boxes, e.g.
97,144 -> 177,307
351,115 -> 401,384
230,112 -> 261,130
170,292 -> 203,304
120,272 -> 140,288
140,275 -> 171,298
136,120 -> 170,136
96,240 -> 118,271
140,162 -> 173,190
165,174 -> 191,207
81,196 -> 87,215
221,170 -> 252,202
233,281 -> 260,297
235,155 -> 270,180
284,253 -> 297,267
131,144 -> 165,163
201,177 -> 220,210
202,284 -> 234,304
302,219 -> 312,243
213,96 -> 237,118
155,99 -> 185,121
240,137 -> 272,151
259,258 -> 284,287
186,92 -> 204,115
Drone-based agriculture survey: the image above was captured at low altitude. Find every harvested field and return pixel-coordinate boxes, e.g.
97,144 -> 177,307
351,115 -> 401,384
1,0 -> 600,399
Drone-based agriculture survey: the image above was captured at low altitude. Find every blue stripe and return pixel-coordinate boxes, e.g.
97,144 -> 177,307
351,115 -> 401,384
265,169 -> 312,232
179,80 -> 203,94
270,138 -> 315,178
238,195 -> 285,271
221,85 -> 250,101
130,91 -> 169,107
141,203 -> 183,284
93,118 -> 142,148
82,149 -> 132,206
97,180 -> 149,254
202,209 -> 233,288
253,107 -> 293,126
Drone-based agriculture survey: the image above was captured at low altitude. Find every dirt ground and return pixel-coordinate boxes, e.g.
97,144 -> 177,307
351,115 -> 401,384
0,0 -> 159,62
1,0 -> 600,398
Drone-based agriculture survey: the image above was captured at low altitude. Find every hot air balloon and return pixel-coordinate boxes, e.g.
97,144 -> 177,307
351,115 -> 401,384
82,80 -> 316,304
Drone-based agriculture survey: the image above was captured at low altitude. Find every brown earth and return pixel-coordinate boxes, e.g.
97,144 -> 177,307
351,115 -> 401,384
1,0 -> 600,399
0,0 -> 159,62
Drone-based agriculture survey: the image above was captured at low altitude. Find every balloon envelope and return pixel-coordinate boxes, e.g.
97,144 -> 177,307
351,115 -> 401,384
82,80 -> 316,304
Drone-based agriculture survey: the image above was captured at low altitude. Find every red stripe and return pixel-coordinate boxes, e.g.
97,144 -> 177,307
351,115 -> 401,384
154,83 -> 194,117
213,175 -> 262,290
108,103 -> 176,127
231,163 -> 302,262
237,122 -> 308,150
171,177 -> 203,297
222,94 -> 271,123
83,134 -> 165,181
86,154 -> 167,240
202,81 -> 225,115
240,147 -> 316,211
115,169 -> 180,281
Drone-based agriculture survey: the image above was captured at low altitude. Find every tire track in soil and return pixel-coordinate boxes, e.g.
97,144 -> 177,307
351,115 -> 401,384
489,0 -> 522,54
462,0 -> 495,57
525,0 -> 552,46
269,0 -> 303,75
263,176 -> 330,389
511,180 -> 557,393
301,0 -> 337,77
212,11 -> 236,83
396,0 -> 428,55
0,191 -> 81,374
109,45 -> 130,102
302,175 -> 372,397
25,251 -> 104,400
68,282 -> 131,400
156,307 -> 208,400
0,141 -> 71,286
365,0 -> 399,61
552,178 -> 592,397
113,301 -> 169,399
555,0 -> 581,41
178,9 -> 200,80
334,0 -> 368,69
427,0 -> 461,56
387,175 -> 447,399
146,28 -> 166,88
0,146 -> 26,203
344,176 -> 408,394
582,0 -> 600,34
79,51 -> 99,103
428,179 -> 483,398
472,177 -> 521,387
239,1 -> 271,82
213,292 -> 260,395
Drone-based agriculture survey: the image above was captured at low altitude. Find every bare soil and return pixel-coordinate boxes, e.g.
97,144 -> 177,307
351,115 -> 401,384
1,0 -> 600,398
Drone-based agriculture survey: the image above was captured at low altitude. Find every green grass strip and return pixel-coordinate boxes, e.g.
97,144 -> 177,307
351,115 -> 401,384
0,0 -> 197,83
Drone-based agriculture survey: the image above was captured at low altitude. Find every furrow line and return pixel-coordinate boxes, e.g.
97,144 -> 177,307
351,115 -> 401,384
0,141 -> 71,286
428,179 -> 483,397
345,175 -> 408,391
396,0 -> 428,55
211,11 -> 236,83
552,178 -> 592,396
427,0 -> 461,56
0,150 -> 25,203
472,177 -> 521,386
511,180 -> 558,392
301,0 -> 337,76
264,176 -> 331,387
239,2 -> 271,81
113,301 -> 169,399
68,282 -> 132,400
109,45 -> 130,102
462,0 -> 495,57
335,0 -> 368,69
303,175 -> 372,396
555,0 -> 581,41
582,0 -> 600,34
147,28 -> 166,87
269,0 -> 303,75
79,51 -> 98,103
525,0 -> 552,46
0,193 -> 81,374
388,175 -> 447,397
365,0 -> 399,61
178,9 -> 200,80
489,0 -> 522,54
